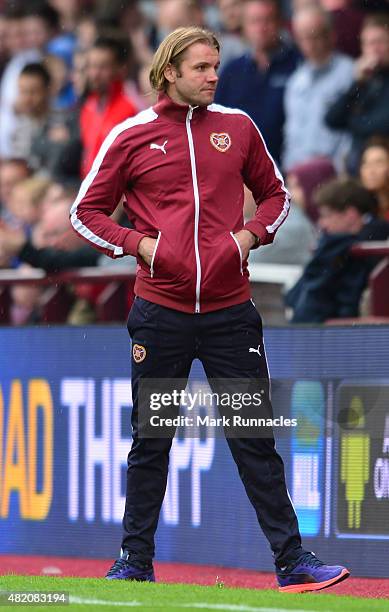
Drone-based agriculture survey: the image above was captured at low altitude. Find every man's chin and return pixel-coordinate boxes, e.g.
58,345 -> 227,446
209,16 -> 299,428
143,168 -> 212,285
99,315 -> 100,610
197,91 -> 216,106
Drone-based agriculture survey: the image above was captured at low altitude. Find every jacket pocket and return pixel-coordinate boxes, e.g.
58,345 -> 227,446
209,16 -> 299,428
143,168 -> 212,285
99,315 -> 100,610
150,231 -> 161,278
145,232 -> 188,282
229,231 -> 243,275
201,231 -> 246,297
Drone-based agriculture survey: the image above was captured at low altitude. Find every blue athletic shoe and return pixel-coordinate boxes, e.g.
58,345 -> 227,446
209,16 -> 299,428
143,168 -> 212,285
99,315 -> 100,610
105,550 -> 155,581
277,551 -> 350,593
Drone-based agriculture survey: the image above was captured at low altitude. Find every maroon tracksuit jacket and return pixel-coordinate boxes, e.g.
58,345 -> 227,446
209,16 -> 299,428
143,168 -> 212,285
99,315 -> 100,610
70,93 -> 290,313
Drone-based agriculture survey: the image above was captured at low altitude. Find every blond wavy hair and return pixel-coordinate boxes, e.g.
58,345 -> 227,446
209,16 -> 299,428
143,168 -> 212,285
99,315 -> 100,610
149,27 -> 220,93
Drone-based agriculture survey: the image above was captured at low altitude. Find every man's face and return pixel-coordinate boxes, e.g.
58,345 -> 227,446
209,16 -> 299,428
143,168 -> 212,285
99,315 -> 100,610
243,1 -> 281,53
361,25 -> 389,68
34,197 -> 80,250
23,16 -> 52,50
318,205 -> 360,234
17,74 -> 48,116
5,18 -> 25,54
360,146 -> 389,192
8,185 -> 40,226
0,162 -> 29,205
167,42 -> 219,107
86,48 -> 122,94
218,0 -> 243,33
157,0 -> 197,31
294,13 -> 333,64
41,183 -> 66,213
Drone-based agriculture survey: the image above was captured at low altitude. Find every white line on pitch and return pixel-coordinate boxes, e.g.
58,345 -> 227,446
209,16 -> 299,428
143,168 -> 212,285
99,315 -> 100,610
184,604 -> 324,612
70,598 -> 141,607
70,595 -> 326,612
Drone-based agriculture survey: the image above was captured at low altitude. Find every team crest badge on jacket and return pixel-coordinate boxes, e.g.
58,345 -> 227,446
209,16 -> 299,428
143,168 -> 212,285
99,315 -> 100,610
210,132 -> 231,153
133,343 -> 147,363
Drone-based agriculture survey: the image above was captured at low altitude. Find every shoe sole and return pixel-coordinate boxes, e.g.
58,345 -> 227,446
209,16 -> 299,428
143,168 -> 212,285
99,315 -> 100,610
278,568 -> 350,593
105,572 -> 155,582
105,576 -> 155,581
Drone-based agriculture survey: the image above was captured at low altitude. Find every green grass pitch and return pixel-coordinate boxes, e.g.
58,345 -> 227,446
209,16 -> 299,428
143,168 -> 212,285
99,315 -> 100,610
0,576 -> 388,612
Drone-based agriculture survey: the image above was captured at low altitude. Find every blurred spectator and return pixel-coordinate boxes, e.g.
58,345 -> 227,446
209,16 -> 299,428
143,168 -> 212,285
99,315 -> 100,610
0,158 -> 31,213
360,136 -> 389,221
80,35 -> 138,177
0,181 -> 76,324
0,7 -> 41,158
215,0 -> 300,164
72,49 -> 88,99
325,14 -> 389,174
44,53 -> 76,110
0,182 -> 98,275
34,188 -> 80,250
0,223 -> 99,273
4,175 -> 51,232
8,265 -> 43,325
22,1 -> 60,51
283,6 -> 354,172
0,181 -> 85,263
320,0 -> 364,58
49,0 -> 81,33
217,0 -> 243,35
126,15 -> 154,72
249,172 -> 317,265
30,53 -> 83,181
285,178 -> 389,322
0,182 -> 133,325
9,62 -> 51,161
32,121 -> 82,189
151,0 -> 204,48
40,181 -> 75,215
29,50 -> 87,183
76,16 -> 98,52
215,0 -> 248,68
24,1 -> 77,108
282,156 -> 336,222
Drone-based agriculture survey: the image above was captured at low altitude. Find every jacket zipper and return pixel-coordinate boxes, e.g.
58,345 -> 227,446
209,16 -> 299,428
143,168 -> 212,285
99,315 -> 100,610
186,107 -> 202,313
230,232 -> 243,275
150,231 -> 161,278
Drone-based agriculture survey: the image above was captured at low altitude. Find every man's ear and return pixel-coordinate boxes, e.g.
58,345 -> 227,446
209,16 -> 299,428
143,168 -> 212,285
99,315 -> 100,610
164,63 -> 177,84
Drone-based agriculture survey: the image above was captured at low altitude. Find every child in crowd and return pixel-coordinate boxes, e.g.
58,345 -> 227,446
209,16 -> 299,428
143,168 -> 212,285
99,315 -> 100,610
286,178 -> 389,322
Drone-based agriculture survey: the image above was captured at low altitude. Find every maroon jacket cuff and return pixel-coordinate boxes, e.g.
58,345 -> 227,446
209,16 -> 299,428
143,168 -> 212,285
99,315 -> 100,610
122,230 -> 145,257
243,221 -> 269,247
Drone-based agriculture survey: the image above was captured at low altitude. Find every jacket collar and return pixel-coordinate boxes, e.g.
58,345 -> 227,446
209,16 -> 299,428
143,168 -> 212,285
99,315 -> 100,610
153,92 -> 208,123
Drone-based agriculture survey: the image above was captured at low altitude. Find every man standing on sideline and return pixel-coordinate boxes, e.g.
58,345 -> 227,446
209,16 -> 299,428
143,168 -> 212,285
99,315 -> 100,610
70,27 -> 349,593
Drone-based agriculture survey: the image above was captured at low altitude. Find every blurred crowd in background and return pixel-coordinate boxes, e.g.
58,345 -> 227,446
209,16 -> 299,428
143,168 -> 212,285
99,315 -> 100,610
0,0 -> 388,325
